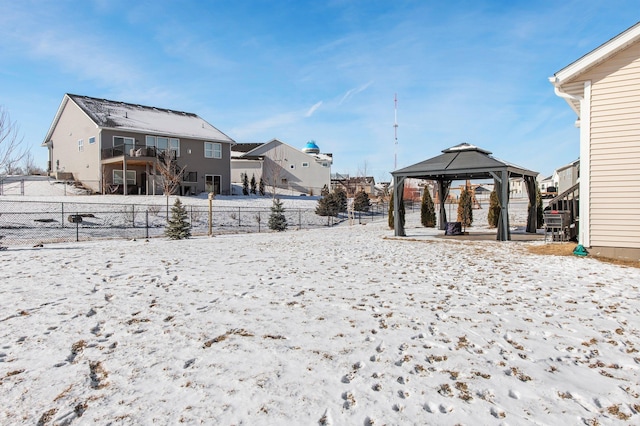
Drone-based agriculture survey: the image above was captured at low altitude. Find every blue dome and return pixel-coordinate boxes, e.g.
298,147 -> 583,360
303,140 -> 320,154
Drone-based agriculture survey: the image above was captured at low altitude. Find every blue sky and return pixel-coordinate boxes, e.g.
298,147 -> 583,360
1,1 -> 639,181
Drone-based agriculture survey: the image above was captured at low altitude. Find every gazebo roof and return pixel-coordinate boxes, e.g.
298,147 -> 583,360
391,143 -> 537,180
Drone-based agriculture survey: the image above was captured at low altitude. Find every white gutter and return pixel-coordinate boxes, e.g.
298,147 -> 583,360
553,85 -> 582,101
551,81 -> 583,122
551,81 -> 591,247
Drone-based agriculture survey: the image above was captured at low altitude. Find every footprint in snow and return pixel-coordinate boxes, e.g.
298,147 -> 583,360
342,372 -> 356,383
490,406 -> 506,419
439,404 -> 453,414
342,391 -> 356,409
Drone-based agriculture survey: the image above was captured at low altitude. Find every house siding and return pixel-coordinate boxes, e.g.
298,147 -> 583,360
49,101 -> 100,189
577,41 -> 640,249
101,129 -> 233,195
231,160 -> 263,184
233,141 -> 331,195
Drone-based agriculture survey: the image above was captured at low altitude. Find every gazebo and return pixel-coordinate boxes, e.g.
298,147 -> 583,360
390,143 -> 539,241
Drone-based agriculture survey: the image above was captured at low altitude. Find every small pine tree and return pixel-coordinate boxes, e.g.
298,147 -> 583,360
268,198 -> 288,231
487,190 -> 501,228
165,198 -> 191,240
259,177 -> 265,196
250,174 -> 257,195
242,173 -> 249,196
388,192 -> 405,230
334,187 -> 348,213
316,193 -> 339,225
457,186 -> 473,228
535,186 -> 543,229
420,186 -> 436,227
320,184 -> 330,197
353,190 -> 371,212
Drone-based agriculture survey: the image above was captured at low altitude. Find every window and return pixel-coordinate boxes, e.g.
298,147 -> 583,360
78,139 -> 84,152
113,136 -> 134,146
157,137 -> 168,151
89,136 -> 96,145
302,162 -> 309,168
204,142 -> 222,159
322,162 -> 329,167
169,138 -> 180,157
113,170 -> 136,185
290,164 -> 295,169
145,135 -> 180,156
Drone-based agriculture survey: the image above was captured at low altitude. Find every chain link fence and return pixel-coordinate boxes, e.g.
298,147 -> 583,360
0,199 -> 389,247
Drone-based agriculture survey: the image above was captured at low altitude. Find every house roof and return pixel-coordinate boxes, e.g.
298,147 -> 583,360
549,22 -> 640,113
391,143 -> 538,180
235,138 -> 333,164
43,94 -> 234,145
555,158 -> 580,173
231,143 -> 264,153
551,21 -> 640,85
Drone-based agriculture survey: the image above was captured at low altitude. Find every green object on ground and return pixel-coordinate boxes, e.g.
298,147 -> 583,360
573,244 -> 588,257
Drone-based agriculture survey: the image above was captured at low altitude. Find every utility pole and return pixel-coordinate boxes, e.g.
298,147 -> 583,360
394,93 -> 398,171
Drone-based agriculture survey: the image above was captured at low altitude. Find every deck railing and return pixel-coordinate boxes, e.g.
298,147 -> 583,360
101,144 -> 177,161
545,182 -> 579,240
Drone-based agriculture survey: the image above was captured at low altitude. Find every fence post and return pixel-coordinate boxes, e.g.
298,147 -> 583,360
208,192 -> 213,237
238,207 -> 241,228
298,209 -> 301,229
146,209 -> 149,239
132,205 -> 136,228
61,202 -> 64,228
76,211 -> 79,242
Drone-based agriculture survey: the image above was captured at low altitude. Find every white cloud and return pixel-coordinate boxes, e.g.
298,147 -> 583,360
339,81 -> 373,104
305,101 -> 323,117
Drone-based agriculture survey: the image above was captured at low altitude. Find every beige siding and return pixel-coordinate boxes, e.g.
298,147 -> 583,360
580,42 -> 640,249
49,100 -> 101,191
247,142 -> 331,195
231,160 -> 263,184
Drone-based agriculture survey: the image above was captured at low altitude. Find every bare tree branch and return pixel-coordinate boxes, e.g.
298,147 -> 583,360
262,146 -> 285,198
0,106 -> 27,176
156,152 -> 186,219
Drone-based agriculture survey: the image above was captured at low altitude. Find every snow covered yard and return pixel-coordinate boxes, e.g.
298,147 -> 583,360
1,212 -> 639,425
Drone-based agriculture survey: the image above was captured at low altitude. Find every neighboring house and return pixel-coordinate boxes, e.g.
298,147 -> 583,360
331,174 -> 376,196
550,21 -> 640,259
42,94 -> 235,195
508,177 -> 526,199
538,175 -> 555,192
555,159 -> 580,194
231,139 -> 332,195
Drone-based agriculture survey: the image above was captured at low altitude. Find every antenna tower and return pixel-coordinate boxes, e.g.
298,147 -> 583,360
394,93 -> 398,170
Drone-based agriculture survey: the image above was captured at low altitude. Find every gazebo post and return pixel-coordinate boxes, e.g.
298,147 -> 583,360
491,170 -> 511,241
500,170 -> 510,241
437,179 -> 451,230
524,175 -> 538,233
393,175 -> 406,236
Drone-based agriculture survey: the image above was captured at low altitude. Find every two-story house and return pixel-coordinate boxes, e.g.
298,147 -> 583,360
42,94 -> 235,195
